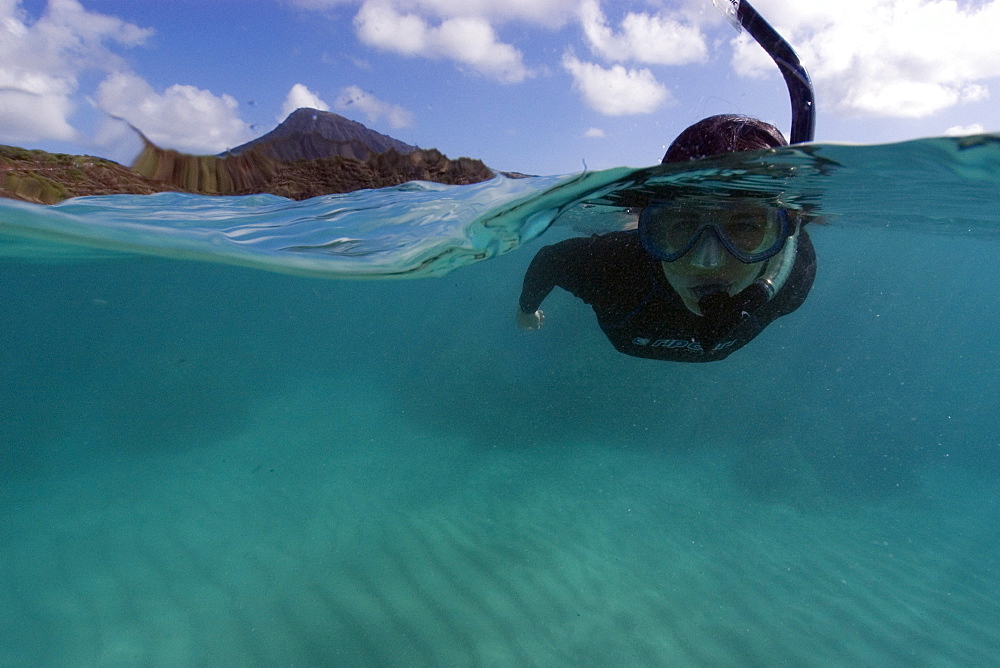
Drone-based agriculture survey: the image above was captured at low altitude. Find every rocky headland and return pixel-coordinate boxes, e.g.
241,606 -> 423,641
0,108 -> 499,205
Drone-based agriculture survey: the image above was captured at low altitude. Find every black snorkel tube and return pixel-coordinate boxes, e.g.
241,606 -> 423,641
690,1 -> 815,349
724,0 -> 813,296
714,0 -> 815,143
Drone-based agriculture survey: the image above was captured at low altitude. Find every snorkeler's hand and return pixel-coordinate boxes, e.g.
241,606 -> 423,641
516,308 -> 545,331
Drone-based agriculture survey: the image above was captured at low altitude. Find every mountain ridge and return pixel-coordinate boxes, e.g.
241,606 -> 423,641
224,108 -> 419,162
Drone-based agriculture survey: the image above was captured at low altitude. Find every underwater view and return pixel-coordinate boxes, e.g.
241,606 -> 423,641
3,135 -> 1000,664
6,0 -> 1000,661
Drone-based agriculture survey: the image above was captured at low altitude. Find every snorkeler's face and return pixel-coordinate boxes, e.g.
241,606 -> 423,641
660,236 -> 765,315
651,200 -> 781,315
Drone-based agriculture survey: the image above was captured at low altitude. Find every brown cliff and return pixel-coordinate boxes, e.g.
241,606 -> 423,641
0,145 -> 173,205
129,136 -> 495,199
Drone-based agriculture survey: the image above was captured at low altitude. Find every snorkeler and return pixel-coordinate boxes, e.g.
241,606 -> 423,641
515,115 -> 816,362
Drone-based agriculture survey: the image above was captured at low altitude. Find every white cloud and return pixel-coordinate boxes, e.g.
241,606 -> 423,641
355,3 -> 426,54
427,0 -> 578,27
0,88 -> 77,142
562,52 -> 671,116
731,0 -> 1000,118
334,85 -> 413,128
579,0 -> 707,65
944,123 -> 986,136
959,84 -> 990,104
0,0 -> 152,143
297,0 -> 578,28
279,83 -> 330,121
95,72 -> 254,154
584,127 -> 605,138
353,1 -> 530,82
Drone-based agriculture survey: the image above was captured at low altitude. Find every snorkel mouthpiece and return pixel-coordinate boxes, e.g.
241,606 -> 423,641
695,281 -> 770,352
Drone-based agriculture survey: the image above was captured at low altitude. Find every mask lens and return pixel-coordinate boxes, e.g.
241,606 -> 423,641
720,207 -> 781,255
660,211 -> 703,253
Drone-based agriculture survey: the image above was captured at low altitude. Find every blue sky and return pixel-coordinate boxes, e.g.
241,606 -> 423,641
3,0 -> 1000,176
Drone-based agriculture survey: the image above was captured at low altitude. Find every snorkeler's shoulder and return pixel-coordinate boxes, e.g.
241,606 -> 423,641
541,229 -> 644,261
792,226 -> 816,281
527,230 -> 649,287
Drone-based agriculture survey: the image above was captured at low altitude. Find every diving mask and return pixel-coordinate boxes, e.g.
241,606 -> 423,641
638,199 -> 793,264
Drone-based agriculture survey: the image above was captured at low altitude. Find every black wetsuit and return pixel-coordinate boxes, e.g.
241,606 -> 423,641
518,229 -> 816,362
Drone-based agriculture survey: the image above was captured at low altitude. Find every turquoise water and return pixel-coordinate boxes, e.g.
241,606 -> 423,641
2,137 -> 1000,664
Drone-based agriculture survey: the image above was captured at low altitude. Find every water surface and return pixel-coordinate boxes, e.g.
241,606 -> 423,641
2,136 -> 999,664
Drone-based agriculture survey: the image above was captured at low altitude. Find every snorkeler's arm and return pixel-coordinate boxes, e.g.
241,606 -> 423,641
517,234 -> 641,333
518,237 -> 597,315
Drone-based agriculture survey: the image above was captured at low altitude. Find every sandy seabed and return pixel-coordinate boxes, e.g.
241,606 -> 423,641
3,374 -> 998,667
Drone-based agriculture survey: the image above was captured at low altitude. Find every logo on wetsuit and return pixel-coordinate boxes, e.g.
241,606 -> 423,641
632,337 -> 736,353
